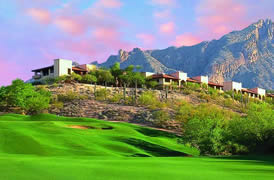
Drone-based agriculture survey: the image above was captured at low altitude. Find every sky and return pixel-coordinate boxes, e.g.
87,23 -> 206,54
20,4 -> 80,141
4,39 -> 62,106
0,0 -> 273,86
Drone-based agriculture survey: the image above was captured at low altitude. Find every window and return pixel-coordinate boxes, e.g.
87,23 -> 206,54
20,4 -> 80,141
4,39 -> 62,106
68,68 -> 71,75
165,78 -> 170,82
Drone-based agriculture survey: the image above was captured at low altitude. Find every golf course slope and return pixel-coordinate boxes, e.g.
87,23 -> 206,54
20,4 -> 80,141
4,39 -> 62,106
0,114 -> 273,180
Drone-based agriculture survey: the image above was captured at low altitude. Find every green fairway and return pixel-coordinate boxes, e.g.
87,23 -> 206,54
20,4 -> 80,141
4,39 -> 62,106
0,114 -> 273,180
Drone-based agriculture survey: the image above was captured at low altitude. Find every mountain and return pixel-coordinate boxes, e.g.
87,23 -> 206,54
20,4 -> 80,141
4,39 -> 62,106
95,19 -> 274,89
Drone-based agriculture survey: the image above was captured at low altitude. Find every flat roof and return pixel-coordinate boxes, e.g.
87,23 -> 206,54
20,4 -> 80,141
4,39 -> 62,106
32,65 -> 54,72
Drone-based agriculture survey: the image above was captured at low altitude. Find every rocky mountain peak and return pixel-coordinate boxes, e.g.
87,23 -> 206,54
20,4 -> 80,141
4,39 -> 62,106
118,49 -> 129,62
97,19 -> 273,89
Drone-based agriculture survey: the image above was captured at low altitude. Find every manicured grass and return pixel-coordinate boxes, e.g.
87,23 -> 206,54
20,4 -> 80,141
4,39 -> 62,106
0,114 -> 198,157
1,155 -> 274,180
0,114 -> 273,180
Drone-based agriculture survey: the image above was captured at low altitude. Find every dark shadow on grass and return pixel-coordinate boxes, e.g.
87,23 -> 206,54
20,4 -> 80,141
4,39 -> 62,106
135,127 -> 178,138
121,138 -> 189,157
101,126 -> 114,130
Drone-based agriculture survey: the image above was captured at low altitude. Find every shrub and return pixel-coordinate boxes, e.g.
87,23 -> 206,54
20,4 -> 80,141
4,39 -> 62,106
55,75 -> 69,83
108,92 -> 123,103
175,101 -> 195,124
181,88 -> 192,95
95,88 -> 110,101
181,103 -> 238,155
71,73 -> 82,82
81,74 -> 97,84
0,79 -> 51,114
25,89 -> 51,114
227,103 -> 274,154
146,80 -> 158,89
57,91 -> 87,102
198,92 -> 211,102
185,82 -> 200,91
208,88 -> 219,100
138,91 -> 163,109
42,77 -> 56,85
152,110 -> 170,127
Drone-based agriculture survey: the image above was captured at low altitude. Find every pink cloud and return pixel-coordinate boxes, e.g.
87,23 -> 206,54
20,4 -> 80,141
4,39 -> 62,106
159,22 -> 175,34
95,0 -> 123,9
54,16 -> 88,35
136,33 -> 155,46
173,33 -> 202,46
27,8 -> 51,24
150,0 -> 176,6
196,0 -> 248,38
153,10 -> 171,19
93,27 -> 120,42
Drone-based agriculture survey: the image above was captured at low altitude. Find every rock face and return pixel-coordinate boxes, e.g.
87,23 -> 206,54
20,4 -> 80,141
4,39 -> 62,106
97,19 -> 274,89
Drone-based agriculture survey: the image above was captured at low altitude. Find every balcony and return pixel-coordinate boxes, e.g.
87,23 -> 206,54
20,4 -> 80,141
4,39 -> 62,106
32,74 -> 42,79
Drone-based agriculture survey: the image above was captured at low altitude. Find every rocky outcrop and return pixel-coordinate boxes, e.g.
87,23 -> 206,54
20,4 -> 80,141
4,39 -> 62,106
47,83 -> 184,131
96,19 -> 274,89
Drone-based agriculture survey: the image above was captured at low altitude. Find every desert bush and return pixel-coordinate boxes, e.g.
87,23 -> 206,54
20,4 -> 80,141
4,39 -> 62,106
181,88 -> 192,95
198,92 -> 211,102
201,83 -> 208,90
95,88 -> 110,101
71,73 -> 82,82
224,98 -> 234,108
265,97 -> 274,104
108,92 -> 123,103
175,101 -> 195,124
55,75 -> 69,83
42,77 -> 56,85
138,91 -> 163,109
208,88 -> 219,100
57,91 -> 87,102
152,110 -> 170,127
185,82 -> 200,91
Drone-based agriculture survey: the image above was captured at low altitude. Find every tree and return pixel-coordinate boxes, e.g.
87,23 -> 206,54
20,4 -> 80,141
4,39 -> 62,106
96,69 -> 114,88
119,65 -> 134,102
146,80 -> 158,89
110,62 -> 122,87
132,72 -> 145,104
81,74 -> 97,84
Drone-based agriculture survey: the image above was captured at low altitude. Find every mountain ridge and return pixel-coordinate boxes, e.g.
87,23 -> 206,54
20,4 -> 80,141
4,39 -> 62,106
95,19 -> 274,89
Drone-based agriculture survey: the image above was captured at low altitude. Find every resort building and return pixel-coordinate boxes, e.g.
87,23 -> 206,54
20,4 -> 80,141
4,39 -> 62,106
78,64 -> 97,71
191,75 -> 209,84
170,71 -> 188,86
223,81 -> 242,92
141,72 -> 155,78
31,60 -> 267,100
151,74 -> 180,88
250,87 -> 266,99
208,82 -> 223,90
32,59 -> 91,80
